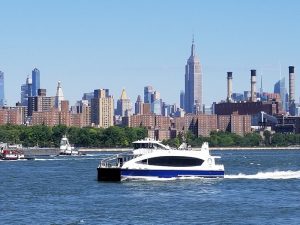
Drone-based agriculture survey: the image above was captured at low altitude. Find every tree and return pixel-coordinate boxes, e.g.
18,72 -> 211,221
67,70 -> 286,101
263,130 -> 272,146
271,133 -> 287,146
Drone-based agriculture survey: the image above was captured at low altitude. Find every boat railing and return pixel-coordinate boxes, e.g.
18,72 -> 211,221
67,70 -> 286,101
100,153 -> 136,168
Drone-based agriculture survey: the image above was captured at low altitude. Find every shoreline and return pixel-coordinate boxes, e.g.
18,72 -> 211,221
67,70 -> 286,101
210,146 -> 300,151
19,146 -> 300,156
78,146 -> 300,152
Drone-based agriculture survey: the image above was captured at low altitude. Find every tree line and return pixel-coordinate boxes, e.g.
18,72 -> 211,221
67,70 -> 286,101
163,130 -> 300,148
1,124 -> 299,148
0,125 -> 147,148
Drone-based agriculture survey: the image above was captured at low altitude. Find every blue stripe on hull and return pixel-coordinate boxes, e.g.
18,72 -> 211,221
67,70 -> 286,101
121,169 -> 224,178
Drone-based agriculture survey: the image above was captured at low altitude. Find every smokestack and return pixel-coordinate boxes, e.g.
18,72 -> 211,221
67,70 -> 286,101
227,72 -> 233,102
289,66 -> 295,103
250,70 -> 257,102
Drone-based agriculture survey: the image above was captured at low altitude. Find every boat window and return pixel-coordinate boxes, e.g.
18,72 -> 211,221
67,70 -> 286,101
147,156 -> 204,167
142,159 -> 148,164
60,140 -> 67,145
137,159 -> 148,164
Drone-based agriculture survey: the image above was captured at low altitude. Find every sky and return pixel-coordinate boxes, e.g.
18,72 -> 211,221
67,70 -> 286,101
0,0 -> 300,106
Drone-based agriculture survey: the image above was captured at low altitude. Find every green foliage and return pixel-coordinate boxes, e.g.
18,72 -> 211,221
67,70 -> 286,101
141,129 -> 298,147
162,138 -> 181,148
0,125 -> 148,148
2,124 -> 300,148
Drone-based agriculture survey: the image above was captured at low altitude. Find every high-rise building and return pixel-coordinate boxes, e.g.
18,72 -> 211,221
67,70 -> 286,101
0,106 -> 26,125
274,78 -> 287,112
21,76 -> 32,106
134,95 -> 143,115
116,89 -> 132,117
232,93 -> 244,102
59,100 -> 70,126
32,68 -> 40,96
0,71 -> 5,106
184,39 -> 202,113
162,103 -> 176,117
82,92 -> 94,104
91,89 -> 114,128
71,100 -> 91,127
28,89 -> 55,116
180,91 -> 185,109
55,81 -> 64,111
151,91 -> 162,115
144,86 -> 154,104
152,99 -> 162,115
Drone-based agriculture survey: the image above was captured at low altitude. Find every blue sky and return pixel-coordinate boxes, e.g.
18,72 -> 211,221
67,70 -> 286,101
0,0 -> 300,106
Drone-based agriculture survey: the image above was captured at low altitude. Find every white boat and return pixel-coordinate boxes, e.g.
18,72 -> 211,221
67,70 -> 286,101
97,138 -> 224,181
59,136 -> 79,156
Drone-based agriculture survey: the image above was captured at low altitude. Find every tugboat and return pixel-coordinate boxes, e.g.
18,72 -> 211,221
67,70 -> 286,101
0,144 -> 34,160
97,138 -> 224,181
0,149 -> 26,160
58,135 -> 79,156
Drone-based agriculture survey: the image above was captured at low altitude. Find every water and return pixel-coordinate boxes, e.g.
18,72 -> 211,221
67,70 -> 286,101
1,150 -> 300,225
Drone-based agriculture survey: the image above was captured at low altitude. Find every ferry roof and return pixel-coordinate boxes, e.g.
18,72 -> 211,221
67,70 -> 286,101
132,138 -> 162,144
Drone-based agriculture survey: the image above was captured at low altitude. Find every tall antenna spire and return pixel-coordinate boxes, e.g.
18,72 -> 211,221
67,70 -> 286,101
260,70 -> 263,98
191,34 -> 195,56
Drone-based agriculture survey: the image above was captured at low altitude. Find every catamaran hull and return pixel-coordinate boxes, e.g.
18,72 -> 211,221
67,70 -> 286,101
121,169 -> 224,179
97,167 -> 224,181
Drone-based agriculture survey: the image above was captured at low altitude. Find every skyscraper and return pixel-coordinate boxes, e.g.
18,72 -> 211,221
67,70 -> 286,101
91,89 -> 114,128
21,76 -> 32,106
274,78 -> 287,112
144,86 -> 154,104
32,68 -> 40,96
55,81 -> 65,111
28,89 -> 55,116
184,39 -> 202,113
151,91 -> 162,115
0,71 -> 5,106
135,95 -> 143,115
180,91 -> 185,109
116,89 -> 132,117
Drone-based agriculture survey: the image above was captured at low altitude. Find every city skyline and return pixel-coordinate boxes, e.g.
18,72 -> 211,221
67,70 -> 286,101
1,1 -> 300,106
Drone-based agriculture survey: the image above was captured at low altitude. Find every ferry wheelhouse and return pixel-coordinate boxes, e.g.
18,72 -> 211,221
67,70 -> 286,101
97,138 -> 224,181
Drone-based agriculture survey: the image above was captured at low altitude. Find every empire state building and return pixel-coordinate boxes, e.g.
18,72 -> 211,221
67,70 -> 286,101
184,40 -> 202,113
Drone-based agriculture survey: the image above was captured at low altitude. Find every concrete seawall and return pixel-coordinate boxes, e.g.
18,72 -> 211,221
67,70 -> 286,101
22,148 -> 60,156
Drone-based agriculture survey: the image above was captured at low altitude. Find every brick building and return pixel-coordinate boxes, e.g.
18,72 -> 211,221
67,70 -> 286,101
214,101 -> 279,116
0,107 -> 26,125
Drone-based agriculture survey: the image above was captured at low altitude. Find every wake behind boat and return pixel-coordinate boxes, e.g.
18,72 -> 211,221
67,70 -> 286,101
97,138 -> 224,181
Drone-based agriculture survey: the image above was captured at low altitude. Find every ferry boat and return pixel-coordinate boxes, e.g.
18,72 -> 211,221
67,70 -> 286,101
97,138 -> 224,181
58,135 -> 79,156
